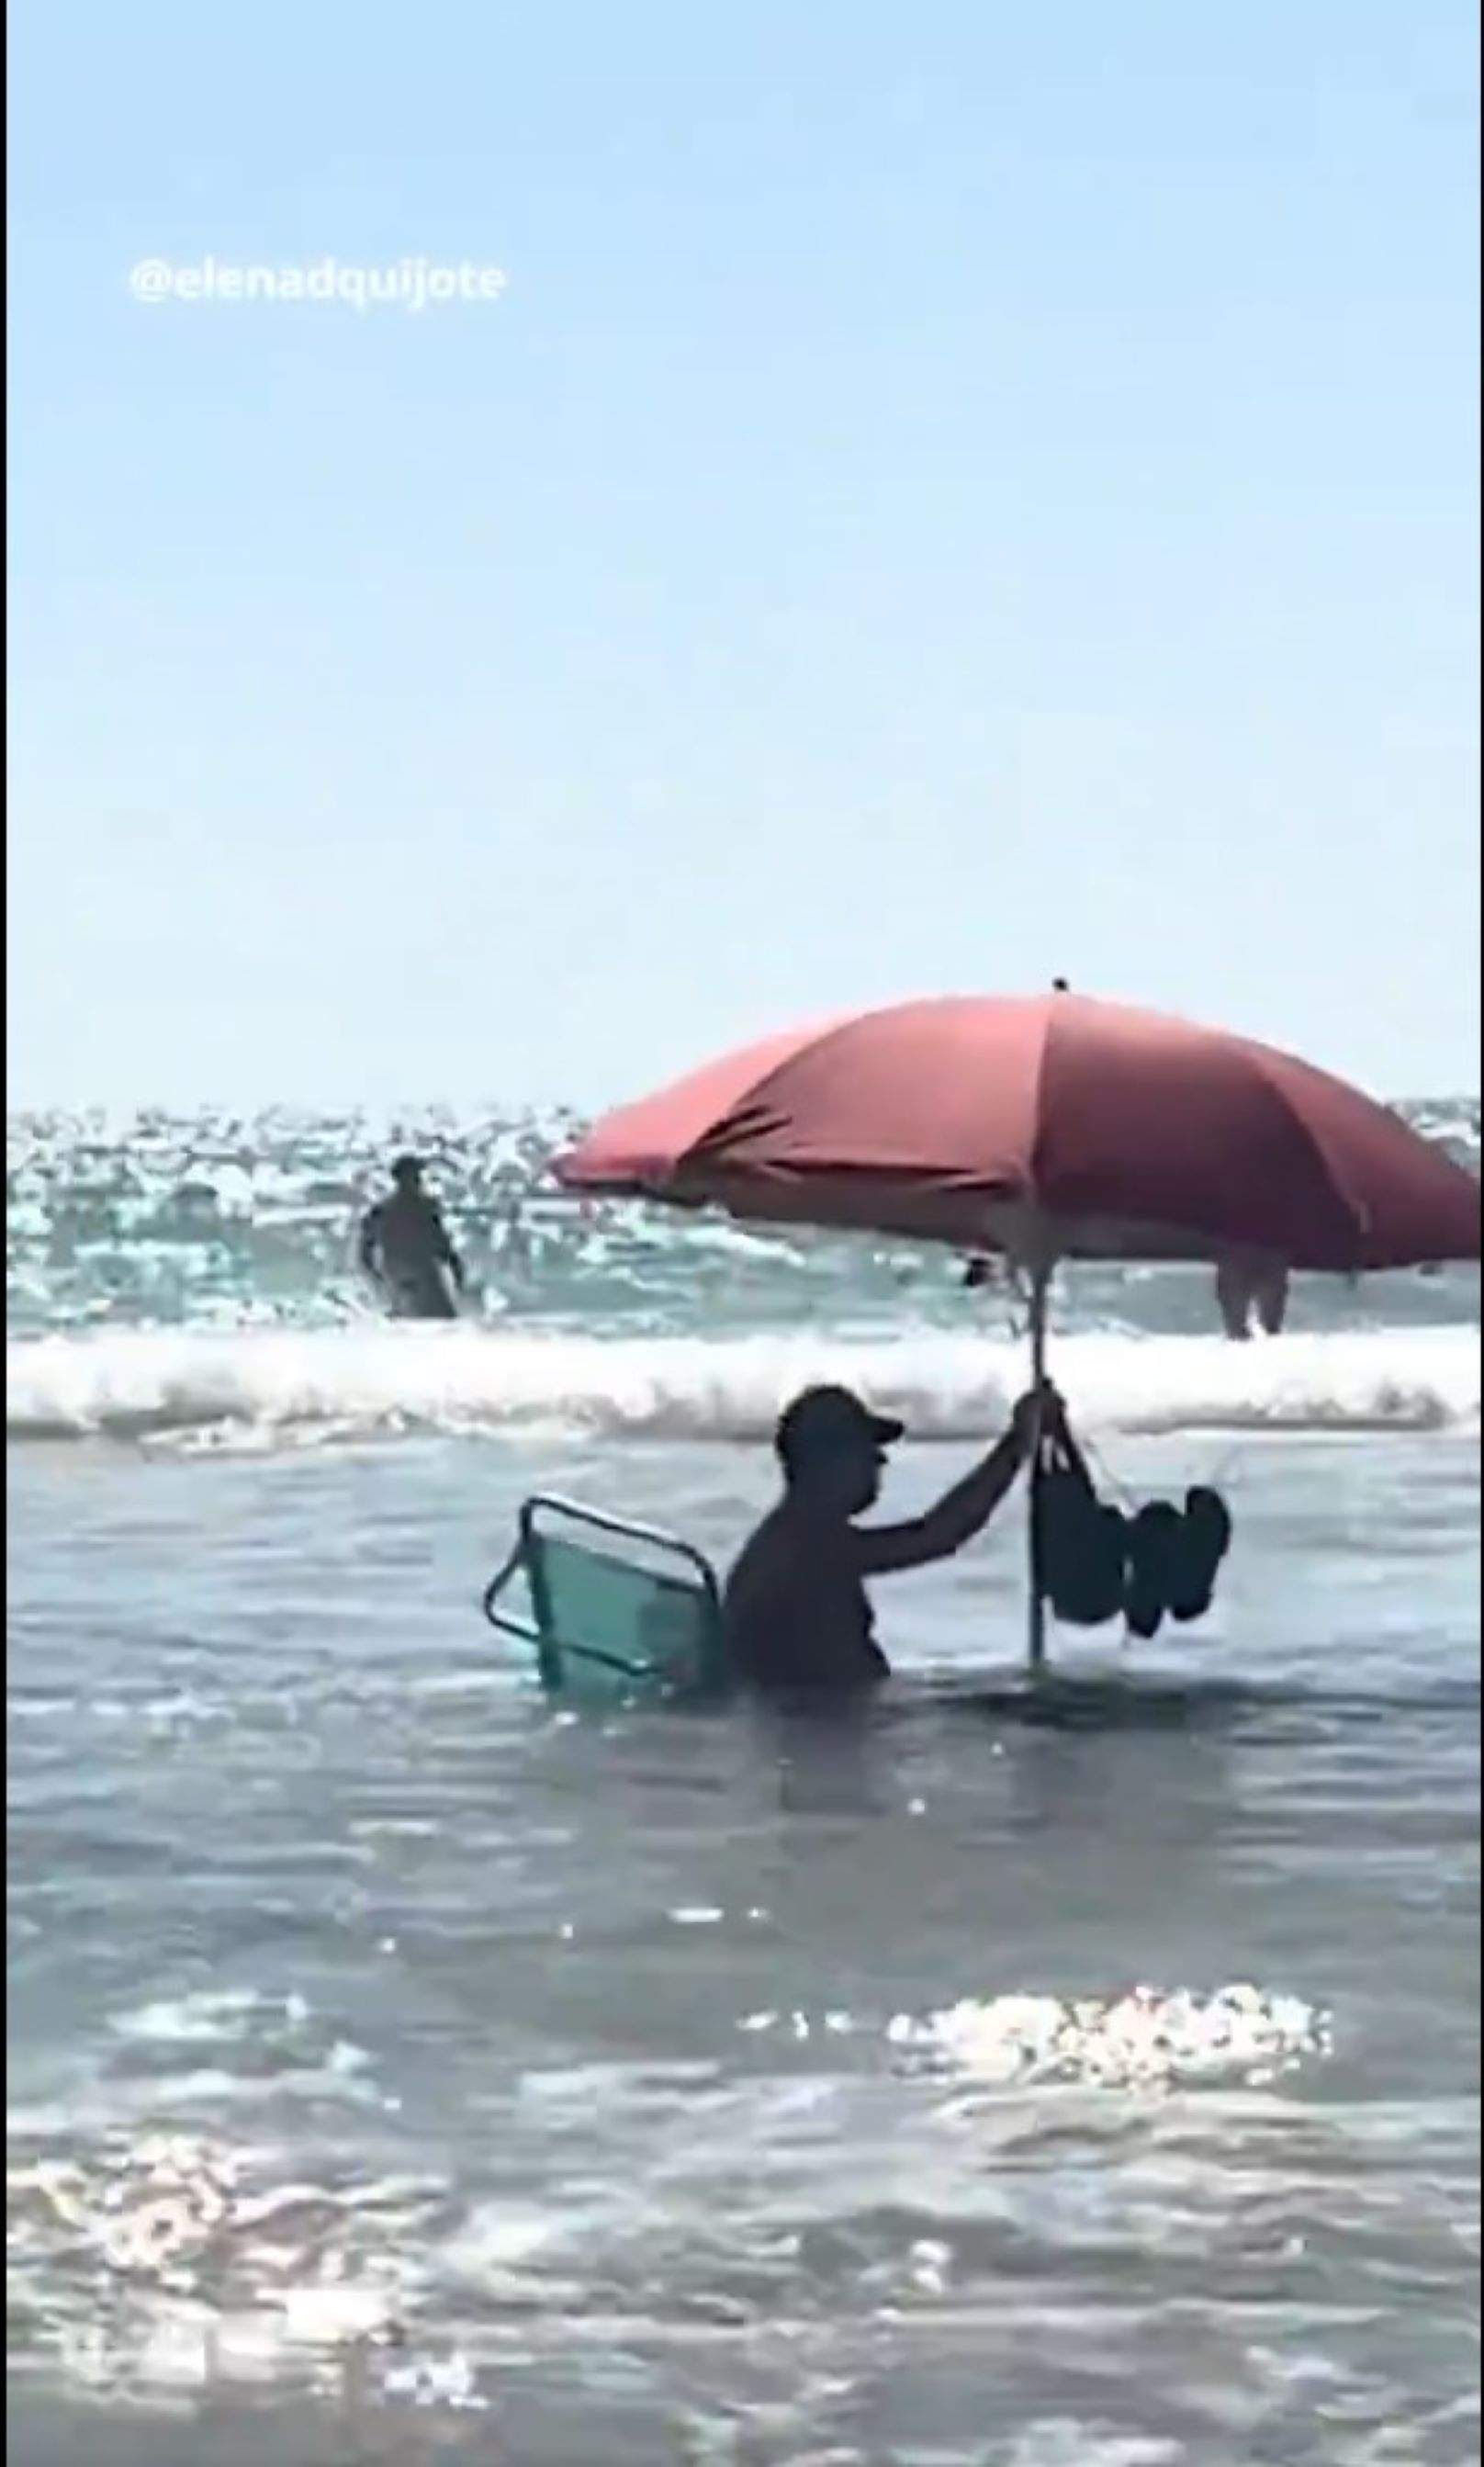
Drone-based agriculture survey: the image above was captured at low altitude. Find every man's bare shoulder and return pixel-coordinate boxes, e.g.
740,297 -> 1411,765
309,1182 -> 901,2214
725,1504 -> 792,1593
725,1501 -> 862,1605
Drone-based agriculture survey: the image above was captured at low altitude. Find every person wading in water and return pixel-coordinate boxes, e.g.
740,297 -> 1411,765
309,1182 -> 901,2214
723,1380 -> 1059,1691
357,1155 -> 466,1320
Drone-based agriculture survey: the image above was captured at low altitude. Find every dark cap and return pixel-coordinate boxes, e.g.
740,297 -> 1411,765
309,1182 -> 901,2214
391,1154 -> 424,1185
775,1384 -> 905,1466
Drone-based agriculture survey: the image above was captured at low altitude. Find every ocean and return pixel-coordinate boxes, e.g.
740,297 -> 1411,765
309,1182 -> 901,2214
6,1100 -> 1480,2465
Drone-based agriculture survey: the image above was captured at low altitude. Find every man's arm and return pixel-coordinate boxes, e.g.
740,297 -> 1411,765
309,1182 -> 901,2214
432,1207 -> 466,1290
849,1431 -> 1026,1574
357,1208 -> 382,1279
849,1388 -> 1058,1576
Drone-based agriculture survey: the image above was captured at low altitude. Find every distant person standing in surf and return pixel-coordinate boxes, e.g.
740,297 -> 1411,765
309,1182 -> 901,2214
357,1156 -> 466,1320
1215,1253 -> 1289,1340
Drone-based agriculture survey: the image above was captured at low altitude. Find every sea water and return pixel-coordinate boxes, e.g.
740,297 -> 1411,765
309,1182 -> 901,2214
7,1103 -> 1480,2464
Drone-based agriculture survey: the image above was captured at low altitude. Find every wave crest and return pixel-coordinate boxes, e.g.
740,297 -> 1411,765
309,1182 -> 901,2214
7,1324 -> 1478,1446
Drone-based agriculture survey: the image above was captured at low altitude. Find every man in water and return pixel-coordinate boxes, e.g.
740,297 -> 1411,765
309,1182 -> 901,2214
723,1380 -> 1057,1691
1215,1254 -> 1288,1340
357,1155 -> 466,1320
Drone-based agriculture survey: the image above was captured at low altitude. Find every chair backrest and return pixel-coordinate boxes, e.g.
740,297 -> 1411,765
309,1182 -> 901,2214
484,1496 -> 726,1700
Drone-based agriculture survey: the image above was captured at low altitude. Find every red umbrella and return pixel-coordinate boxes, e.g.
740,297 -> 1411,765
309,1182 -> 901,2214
557,991 -> 1479,1659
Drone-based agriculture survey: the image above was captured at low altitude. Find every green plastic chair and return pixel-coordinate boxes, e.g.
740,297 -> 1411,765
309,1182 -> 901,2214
482,1495 -> 729,1701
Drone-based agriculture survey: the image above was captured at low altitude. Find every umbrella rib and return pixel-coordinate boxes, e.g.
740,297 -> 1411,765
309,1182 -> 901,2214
1021,997 -> 1059,1222
683,1003 -> 926,1176
1242,1043 -> 1368,1260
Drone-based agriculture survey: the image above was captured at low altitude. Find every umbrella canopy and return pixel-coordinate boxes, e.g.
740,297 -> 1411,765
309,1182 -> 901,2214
557,994 -> 1478,1273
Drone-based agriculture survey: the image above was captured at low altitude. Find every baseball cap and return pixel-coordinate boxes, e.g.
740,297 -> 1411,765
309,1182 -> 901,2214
775,1384 -> 905,1465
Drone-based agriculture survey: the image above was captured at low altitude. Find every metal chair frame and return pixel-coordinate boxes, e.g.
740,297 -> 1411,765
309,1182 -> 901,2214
482,1493 -> 725,1691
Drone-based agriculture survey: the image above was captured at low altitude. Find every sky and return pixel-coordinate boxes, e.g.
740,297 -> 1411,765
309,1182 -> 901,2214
8,0 -> 1479,1110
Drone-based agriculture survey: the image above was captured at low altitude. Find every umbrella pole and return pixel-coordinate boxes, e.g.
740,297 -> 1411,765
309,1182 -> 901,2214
1027,1264 -> 1050,1670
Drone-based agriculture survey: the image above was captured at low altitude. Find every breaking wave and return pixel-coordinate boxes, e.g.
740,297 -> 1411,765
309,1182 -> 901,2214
8,1324 -> 1478,1447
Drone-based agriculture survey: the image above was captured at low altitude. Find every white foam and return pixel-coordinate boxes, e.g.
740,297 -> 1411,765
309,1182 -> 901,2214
6,2123 -> 466,2403
888,1983 -> 1332,2090
107,1988 -> 278,2045
6,1323 -> 1478,1444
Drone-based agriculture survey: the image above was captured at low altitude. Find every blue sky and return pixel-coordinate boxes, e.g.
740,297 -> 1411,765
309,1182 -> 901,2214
9,1 -> 1478,1109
